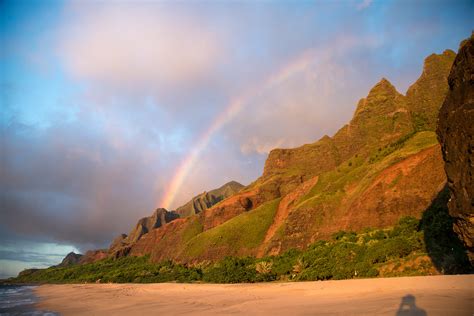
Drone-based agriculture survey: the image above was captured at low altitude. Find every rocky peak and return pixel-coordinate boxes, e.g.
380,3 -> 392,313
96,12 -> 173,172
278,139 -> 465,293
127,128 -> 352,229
127,208 -> 179,243
422,50 -> 456,76
175,181 -> 244,217
369,77 -> 397,95
109,233 -> 127,251
263,77 -> 409,181
406,49 -> 456,131
79,249 -> 108,264
348,77 -> 411,147
57,252 -> 83,267
354,78 -> 402,116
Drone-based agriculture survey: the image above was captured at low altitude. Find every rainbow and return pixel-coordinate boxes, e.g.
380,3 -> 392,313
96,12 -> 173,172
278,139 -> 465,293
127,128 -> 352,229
158,49 -> 317,209
158,96 -> 245,209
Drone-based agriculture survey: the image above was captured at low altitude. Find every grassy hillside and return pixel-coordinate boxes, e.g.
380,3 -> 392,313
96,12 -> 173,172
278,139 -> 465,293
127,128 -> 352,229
122,132 -> 445,264
11,204 -> 471,284
406,50 -> 456,131
86,50 -> 455,268
297,131 -> 438,208
198,53 -> 453,260
179,199 -> 281,260
259,131 -> 446,255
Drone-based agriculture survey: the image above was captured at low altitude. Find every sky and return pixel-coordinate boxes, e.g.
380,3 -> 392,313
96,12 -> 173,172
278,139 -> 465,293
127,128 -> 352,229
0,0 -> 472,278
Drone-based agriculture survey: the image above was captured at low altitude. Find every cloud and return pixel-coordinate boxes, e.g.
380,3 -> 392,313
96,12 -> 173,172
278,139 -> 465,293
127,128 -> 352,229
0,233 -> 80,277
357,0 -> 373,10
58,2 -> 222,93
0,115 -> 169,249
225,35 -> 380,155
0,249 -> 66,263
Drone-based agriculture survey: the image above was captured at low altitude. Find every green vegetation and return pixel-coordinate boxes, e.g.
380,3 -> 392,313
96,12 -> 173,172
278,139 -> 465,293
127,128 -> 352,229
181,199 -> 281,258
11,212 -> 471,284
295,131 -> 438,209
13,256 -> 202,284
368,131 -> 416,163
406,49 -> 456,132
180,217 -> 204,243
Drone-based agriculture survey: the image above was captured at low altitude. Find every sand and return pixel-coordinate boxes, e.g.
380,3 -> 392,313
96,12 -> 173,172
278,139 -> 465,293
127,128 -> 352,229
35,275 -> 473,315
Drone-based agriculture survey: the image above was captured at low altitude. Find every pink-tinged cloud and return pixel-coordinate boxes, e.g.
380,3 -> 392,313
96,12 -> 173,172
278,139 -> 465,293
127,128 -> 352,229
58,3 -> 222,90
357,0 -> 373,10
158,35 -> 378,209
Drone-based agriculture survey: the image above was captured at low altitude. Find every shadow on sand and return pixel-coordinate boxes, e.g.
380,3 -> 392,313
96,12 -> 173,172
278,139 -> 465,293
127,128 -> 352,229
396,294 -> 426,316
421,186 -> 472,274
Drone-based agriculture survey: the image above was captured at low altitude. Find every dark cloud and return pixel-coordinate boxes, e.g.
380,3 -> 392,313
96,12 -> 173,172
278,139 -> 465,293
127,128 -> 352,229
0,116 -> 166,250
0,249 -> 64,264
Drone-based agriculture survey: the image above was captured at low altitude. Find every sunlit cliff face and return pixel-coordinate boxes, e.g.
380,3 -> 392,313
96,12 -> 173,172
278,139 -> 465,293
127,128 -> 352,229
1,0 -> 472,277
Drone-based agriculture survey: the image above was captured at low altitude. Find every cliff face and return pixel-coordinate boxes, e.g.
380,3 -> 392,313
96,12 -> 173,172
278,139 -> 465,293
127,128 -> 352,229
105,182 -> 243,259
264,141 -> 446,255
78,249 -> 108,264
85,49 -> 457,265
106,208 -> 179,258
437,34 -> 474,261
263,78 -> 416,182
176,181 -> 244,217
127,208 -> 180,243
407,50 -> 457,131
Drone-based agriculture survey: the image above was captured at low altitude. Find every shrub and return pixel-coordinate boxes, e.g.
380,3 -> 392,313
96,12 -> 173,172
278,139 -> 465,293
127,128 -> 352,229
389,216 -> 420,237
203,257 -> 257,283
12,213 -> 471,285
271,248 -> 301,277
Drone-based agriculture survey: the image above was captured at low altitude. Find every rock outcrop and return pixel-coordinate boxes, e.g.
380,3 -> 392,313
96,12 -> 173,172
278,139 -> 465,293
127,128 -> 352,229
108,208 -> 179,257
108,181 -> 244,258
263,77 -> 414,183
176,181 -> 244,217
78,249 -> 108,264
18,269 -> 40,278
109,233 -> 127,251
437,34 -> 474,261
57,252 -> 83,267
407,50 -> 457,131
127,208 -> 180,243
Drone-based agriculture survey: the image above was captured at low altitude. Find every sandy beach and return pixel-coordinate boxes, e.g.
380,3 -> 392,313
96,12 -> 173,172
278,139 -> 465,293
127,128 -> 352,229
35,275 -> 473,315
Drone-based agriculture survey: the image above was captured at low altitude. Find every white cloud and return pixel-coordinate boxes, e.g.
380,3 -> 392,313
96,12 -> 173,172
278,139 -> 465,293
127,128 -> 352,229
357,0 -> 373,11
58,3 -> 222,91
226,35 -> 380,155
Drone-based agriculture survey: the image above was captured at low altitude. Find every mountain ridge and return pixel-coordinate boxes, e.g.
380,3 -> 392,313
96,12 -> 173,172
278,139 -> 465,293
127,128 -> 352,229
105,181 -> 244,259
176,181 -> 244,217
68,47 -> 457,266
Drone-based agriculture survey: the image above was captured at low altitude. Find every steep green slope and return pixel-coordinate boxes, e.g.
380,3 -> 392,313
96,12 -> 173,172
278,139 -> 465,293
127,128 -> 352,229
74,49 -> 457,268
260,131 -> 445,255
406,50 -> 456,131
179,199 -> 281,261
137,50 -> 455,263
298,131 -> 438,208
11,209 -> 471,284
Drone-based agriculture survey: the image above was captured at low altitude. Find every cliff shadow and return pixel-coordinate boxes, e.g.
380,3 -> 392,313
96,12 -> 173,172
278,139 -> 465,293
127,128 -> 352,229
395,294 -> 426,316
421,185 -> 472,274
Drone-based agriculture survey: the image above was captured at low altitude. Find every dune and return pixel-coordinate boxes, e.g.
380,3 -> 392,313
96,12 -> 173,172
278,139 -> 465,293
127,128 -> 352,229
35,275 -> 473,315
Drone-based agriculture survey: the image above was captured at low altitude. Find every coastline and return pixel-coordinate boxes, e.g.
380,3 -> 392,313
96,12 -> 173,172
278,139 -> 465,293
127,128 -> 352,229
35,275 -> 473,315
